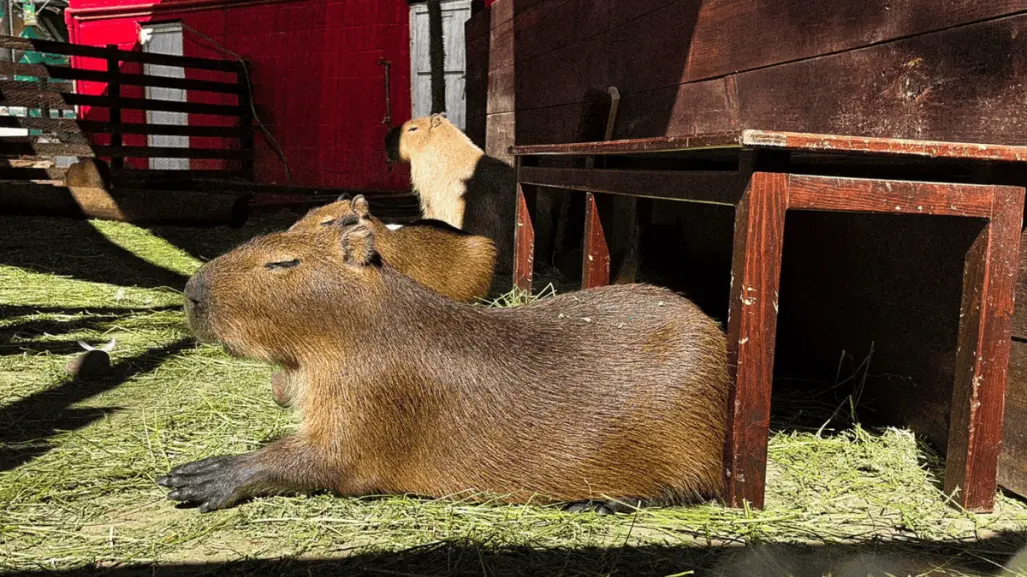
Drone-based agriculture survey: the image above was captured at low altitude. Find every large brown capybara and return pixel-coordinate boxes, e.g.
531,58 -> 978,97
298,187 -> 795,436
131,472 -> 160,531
158,215 -> 730,513
385,113 -> 516,277
268,194 -> 497,408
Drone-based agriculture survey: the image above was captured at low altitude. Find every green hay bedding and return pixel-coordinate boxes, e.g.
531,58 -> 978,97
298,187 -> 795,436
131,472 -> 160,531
1,214 -> 1026,576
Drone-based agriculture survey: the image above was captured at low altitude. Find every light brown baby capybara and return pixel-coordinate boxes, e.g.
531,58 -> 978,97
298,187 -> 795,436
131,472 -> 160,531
268,195 -> 497,407
385,113 -> 516,276
158,211 -> 730,513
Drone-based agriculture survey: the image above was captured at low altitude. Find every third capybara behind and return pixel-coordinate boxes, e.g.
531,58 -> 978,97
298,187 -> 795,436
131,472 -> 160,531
385,113 -> 516,277
269,195 -> 498,407
158,210 -> 730,513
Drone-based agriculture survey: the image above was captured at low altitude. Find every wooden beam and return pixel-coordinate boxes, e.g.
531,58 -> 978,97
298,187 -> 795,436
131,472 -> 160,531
787,174 -> 996,218
581,192 -> 611,289
513,178 -> 536,293
518,166 -> 747,205
723,171 -> 789,510
0,36 -> 238,72
945,185 -> 1025,512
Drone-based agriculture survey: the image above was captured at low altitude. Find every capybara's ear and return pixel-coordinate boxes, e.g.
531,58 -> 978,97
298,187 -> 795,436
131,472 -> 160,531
337,192 -> 352,202
352,194 -> 370,219
341,224 -> 376,266
430,113 -> 446,129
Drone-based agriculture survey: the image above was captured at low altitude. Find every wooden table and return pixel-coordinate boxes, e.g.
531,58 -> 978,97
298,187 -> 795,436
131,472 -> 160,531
510,129 -> 1027,512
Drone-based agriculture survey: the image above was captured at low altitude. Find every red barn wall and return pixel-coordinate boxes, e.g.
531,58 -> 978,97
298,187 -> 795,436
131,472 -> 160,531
66,0 -> 412,190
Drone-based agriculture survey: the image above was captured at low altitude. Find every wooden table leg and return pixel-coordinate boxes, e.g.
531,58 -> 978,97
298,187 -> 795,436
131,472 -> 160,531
723,171 -> 789,509
513,181 -> 537,294
945,185 -> 1025,512
582,192 -> 612,289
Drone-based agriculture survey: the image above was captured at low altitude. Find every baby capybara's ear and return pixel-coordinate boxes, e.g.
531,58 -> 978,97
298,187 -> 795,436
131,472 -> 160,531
352,195 -> 370,220
337,192 -> 352,202
341,223 -> 377,266
430,113 -> 446,129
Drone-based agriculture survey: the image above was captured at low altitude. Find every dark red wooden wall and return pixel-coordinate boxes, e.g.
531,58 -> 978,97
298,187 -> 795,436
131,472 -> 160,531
66,0 -> 412,190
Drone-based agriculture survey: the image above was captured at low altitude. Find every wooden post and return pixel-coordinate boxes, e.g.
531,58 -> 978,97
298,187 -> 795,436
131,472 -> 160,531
723,171 -> 789,510
944,185 -> 1025,512
582,192 -> 612,289
513,158 -> 536,293
106,44 -> 123,172
236,60 -> 255,181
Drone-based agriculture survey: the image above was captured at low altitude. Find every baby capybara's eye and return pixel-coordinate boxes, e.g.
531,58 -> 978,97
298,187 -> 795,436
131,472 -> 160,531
407,126 -> 418,132
265,259 -> 301,270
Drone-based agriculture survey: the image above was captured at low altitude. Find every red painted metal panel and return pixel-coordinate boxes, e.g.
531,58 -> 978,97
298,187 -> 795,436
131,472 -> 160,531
65,0 -> 412,190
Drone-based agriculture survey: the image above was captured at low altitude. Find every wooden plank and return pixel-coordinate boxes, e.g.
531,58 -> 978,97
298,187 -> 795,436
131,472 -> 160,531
50,66 -> 241,94
787,175 -> 996,219
744,131 -> 1027,163
96,146 -> 252,160
608,0 -> 701,95
76,120 -> 247,139
734,14 -> 1027,146
0,117 -> 243,139
64,93 -> 244,117
105,46 -> 124,172
0,141 -> 251,159
517,31 -> 609,110
0,36 -> 238,72
519,166 -> 746,205
114,169 -> 248,183
581,192 -> 611,289
0,182 -> 249,226
485,112 -> 516,164
723,171 -> 789,510
686,0 -> 1027,83
513,178 -> 536,293
513,133 -> 741,156
998,340 -> 1027,498
945,186 -> 1025,512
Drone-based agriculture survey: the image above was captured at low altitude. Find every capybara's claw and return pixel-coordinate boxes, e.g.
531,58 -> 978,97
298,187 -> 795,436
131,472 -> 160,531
158,454 -> 257,512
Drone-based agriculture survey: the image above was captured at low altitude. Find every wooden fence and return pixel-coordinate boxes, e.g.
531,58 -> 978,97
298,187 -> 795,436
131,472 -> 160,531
0,35 -> 252,182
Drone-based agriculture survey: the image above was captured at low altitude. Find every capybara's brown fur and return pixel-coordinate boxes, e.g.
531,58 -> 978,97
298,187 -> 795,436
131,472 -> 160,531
268,195 -> 498,408
159,203 -> 730,513
385,114 -> 516,276
288,196 -> 497,303
64,158 -> 112,190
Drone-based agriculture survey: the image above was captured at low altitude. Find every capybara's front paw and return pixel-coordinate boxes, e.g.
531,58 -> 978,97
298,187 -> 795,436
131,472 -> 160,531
156,454 -> 260,512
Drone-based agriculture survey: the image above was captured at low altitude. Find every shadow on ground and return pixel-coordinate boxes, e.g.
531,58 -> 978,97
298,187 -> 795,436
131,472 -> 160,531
0,337 -> 194,472
7,532 -> 1027,577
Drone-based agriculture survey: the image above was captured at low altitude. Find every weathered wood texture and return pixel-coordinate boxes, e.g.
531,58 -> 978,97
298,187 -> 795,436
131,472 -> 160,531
582,192 -> 612,288
509,1 -> 1027,146
513,180 -> 536,292
724,172 -> 788,509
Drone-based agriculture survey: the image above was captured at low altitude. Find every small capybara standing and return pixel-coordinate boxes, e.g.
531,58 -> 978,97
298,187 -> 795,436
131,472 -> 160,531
268,195 -> 497,407
158,212 -> 730,513
385,113 -> 516,277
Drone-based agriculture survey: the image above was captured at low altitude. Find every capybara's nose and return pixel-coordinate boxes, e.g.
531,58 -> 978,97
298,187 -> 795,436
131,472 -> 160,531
184,270 -> 208,306
384,126 -> 401,161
